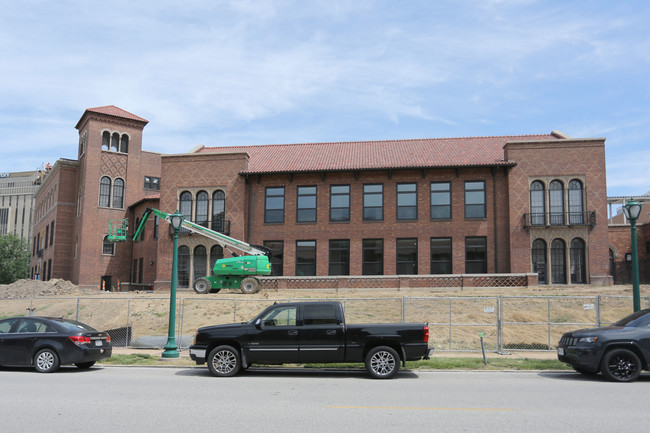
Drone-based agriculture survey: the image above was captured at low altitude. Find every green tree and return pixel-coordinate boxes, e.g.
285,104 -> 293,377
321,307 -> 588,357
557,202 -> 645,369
0,234 -> 30,284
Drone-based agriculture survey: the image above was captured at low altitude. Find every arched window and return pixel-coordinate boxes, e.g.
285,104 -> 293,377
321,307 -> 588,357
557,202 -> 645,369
193,245 -> 207,280
530,181 -> 545,226
531,239 -> 547,284
568,180 -> 584,225
99,176 -> 111,207
120,134 -> 129,153
102,131 -> 110,150
113,178 -> 125,209
111,132 -> 120,152
179,191 -> 193,221
212,190 -> 226,232
570,238 -> 586,284
195,191 -> 209,228
102,236 -> 114,255
549,181 -> 564,225
210,245 -> 224,275
178,246 -> 190,288
551,239 -> 566,284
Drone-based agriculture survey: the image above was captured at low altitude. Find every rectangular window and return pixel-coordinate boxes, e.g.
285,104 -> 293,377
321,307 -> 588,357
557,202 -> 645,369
396,238 -> 418,274
465,181 -> 486,219
430,182 -> 451,220
0,208 -> 8,235
330,185 -> 350,222
397,183 -> 417,220
44,225 -> 49,249
265,187 -> 285,223
430,238 -> 452,274
47,259 -> 52,280
362,239 -> 383,275
296,240 -> 316,276
465,236 -> 487,273
297,186 -> 317,223
144,176 -> 161,190
329,239 -> 350,276
363,184 -> 383,221
138,258 -> 144,284
132,259 -> 138,283
50,221 -> 54,245
264,240 -> 284,276
153,216 -> 159,239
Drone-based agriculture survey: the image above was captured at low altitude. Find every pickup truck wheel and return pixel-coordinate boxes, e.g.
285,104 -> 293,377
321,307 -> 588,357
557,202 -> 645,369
193,277 -> 212,294
240,277 -> 260,294
365,346 -> 400,379
600,348 -> 641,382
207,345 -> 241,377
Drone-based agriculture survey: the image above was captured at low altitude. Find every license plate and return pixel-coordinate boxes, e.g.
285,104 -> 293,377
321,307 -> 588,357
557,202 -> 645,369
95,340 -> 102,347
557,348 -> 564,356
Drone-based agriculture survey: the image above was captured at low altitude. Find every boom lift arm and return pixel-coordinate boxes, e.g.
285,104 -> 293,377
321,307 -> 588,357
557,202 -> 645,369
108,207 -> 272,294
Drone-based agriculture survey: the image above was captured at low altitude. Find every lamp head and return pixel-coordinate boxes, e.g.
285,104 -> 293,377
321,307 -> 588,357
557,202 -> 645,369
623,198 -> 642,221
169,211 -> 184,230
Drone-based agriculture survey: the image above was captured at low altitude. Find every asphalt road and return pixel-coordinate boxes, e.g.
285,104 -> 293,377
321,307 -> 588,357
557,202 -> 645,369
1,366 -> 648,432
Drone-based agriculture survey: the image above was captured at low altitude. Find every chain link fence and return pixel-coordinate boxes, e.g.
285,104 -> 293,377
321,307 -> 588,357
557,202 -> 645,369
2,295 -> 649,353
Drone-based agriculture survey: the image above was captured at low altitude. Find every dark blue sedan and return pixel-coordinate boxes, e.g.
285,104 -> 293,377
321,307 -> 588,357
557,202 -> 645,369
0,316 -> 112,373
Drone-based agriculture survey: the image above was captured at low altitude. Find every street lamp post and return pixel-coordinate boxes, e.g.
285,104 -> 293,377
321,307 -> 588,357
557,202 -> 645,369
162,210 -> 184,358
622,199 -> 642,312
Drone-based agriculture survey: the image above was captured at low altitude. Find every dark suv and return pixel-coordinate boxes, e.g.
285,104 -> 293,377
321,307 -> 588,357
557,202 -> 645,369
557,309 -> 650,382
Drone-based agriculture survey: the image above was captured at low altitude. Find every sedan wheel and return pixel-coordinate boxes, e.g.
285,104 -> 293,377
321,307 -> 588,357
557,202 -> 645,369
600,348 -> 641,382
207,345 -> 241,377
34,348 -> 60,373
365,346 -> 400,379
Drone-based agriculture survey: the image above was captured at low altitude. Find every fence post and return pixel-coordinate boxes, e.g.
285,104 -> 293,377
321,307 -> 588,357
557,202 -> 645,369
547,298 -> 552,350
448,298 -> 452,351
76,298 -> 80,321
401,297 -> 406,322
596,295 -> 601,328
496,296 -> 502,353
179,298 -> 185,351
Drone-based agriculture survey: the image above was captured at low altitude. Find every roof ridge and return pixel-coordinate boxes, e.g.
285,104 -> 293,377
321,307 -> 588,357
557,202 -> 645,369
201,133 -> 556,150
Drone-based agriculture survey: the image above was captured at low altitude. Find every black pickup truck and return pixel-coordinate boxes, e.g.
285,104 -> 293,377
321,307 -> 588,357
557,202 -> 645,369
189,301 -> 432,379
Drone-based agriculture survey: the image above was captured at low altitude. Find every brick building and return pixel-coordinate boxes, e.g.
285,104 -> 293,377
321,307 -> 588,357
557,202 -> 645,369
32,106 -> 613,290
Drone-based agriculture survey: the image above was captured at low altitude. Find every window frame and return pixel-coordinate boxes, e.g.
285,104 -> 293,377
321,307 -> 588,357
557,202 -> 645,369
430,237 -> 452,274
363,184 -> 384,221
430,182 -> 451,220
397,183 -> 418,221
99,176 -> 111,208
396,238 -> 418,274
465,236 -> 487,273
297,185 -> 317,223
295,240 -> 317,276
362,238 -> 384,275
330,185 -> 350,222
265,187 -> 285,224
464,181 -> 486,219
328,239 -> 350,276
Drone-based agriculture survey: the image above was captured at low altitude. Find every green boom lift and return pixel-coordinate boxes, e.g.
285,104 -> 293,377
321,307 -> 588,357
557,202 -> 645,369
108,207 -> 272,294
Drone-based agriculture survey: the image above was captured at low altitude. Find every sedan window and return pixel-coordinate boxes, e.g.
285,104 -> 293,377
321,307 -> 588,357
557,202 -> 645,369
17,320 -> 54,333
0,319 -> 18,333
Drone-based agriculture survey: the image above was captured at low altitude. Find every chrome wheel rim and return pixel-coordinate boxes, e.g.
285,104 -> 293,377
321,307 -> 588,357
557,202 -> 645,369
36,351 -> 55,371
211,350 -> 237,374
370,350 -> 396,376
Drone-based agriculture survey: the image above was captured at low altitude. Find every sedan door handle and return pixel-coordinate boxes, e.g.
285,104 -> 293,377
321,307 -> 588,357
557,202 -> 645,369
326,330 -> 337,335
288,330 -> 298,336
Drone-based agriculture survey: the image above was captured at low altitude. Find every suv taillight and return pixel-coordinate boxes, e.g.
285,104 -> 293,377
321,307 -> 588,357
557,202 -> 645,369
69,335 -> 91,347
423,325 -> 429,343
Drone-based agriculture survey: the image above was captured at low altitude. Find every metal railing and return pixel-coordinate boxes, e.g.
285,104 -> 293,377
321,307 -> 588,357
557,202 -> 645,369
523,211 -> 596,228
2,294 -> 648,353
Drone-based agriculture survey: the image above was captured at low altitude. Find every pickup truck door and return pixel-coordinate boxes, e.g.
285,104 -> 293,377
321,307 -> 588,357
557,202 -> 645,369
245,304 -> 300,364
298,303 -> 345,363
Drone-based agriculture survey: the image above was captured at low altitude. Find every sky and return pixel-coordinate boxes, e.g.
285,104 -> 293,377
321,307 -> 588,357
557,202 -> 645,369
1,0 -> 649,197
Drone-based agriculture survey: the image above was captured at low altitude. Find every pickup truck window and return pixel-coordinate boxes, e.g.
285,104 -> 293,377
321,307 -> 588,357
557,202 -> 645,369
303,304 -> 338,325
261,305 -> 297,327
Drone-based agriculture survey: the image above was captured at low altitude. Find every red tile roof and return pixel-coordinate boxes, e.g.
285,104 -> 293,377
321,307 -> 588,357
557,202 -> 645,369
199,134 -> 561,174
84,106 -> 149,124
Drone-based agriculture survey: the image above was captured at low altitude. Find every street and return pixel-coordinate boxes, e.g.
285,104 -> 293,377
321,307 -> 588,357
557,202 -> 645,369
1,366 -> 648,432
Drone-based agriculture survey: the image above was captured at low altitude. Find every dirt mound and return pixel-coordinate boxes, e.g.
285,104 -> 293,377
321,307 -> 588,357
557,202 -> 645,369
0,279 -> 92,298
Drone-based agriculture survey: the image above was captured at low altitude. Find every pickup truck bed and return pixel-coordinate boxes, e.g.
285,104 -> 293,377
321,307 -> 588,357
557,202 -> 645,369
189,301 -> 432,379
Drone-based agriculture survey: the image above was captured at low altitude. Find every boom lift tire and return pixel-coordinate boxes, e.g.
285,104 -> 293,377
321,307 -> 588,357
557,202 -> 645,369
193,277 -> 213,294
240,277 -> 260,294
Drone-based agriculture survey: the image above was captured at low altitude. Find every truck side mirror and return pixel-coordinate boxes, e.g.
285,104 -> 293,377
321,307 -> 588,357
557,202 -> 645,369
255,318 -> 262,329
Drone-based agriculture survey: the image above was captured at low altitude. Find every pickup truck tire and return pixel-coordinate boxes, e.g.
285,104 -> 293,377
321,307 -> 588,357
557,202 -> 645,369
207,345 -> 242,377
240,277 -> 260,294
365,346 -> 400,379
600,348 -> 641,382
193,277 -> 212,294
